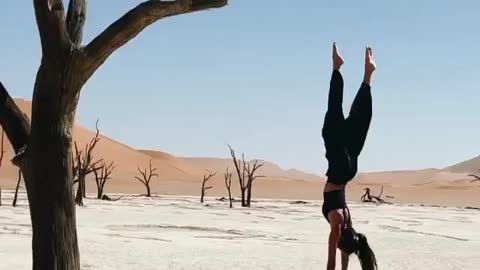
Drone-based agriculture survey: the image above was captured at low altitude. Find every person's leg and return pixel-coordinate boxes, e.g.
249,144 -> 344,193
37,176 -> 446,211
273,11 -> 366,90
341,251 -> 350,270
323,43 -> 346,144
327,42 -> 345,114
345,46 -> 376,157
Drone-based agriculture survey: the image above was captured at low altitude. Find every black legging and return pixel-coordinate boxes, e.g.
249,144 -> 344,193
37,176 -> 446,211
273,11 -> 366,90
322,70 -> 372,185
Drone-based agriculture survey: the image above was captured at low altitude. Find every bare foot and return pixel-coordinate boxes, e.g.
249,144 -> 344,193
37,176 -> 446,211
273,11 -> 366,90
364,46 -> 376,85
333,42 -> 344,71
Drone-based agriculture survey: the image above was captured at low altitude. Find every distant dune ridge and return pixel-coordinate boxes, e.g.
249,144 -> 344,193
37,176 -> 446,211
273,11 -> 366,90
445,155 -> 480,174
0,99 -> 479,207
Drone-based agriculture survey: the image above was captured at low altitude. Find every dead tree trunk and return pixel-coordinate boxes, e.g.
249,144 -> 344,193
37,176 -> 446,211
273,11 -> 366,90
361,188 -> 372,202
0,130 -> 5,165
0,130 -> 4,205
135,160 -> 159,197
0,1 -> 227,269
12,169 -> 22,207
228,145 -> 248,207
93,161 -> 114,199
224,167 -> 233,208
200,170 -> 216,203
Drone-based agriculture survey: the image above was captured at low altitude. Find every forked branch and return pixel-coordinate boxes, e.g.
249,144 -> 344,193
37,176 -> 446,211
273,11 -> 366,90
468,174 -> 480,183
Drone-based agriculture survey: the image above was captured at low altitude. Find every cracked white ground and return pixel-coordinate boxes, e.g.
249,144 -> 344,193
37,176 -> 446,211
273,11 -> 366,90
1,193 -> 479,270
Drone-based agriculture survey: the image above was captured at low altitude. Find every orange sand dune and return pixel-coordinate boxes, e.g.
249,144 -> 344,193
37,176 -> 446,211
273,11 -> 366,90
0,99 -> 479,207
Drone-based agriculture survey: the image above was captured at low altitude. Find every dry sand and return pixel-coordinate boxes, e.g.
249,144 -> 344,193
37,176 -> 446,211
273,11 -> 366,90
1,192 -> 479,270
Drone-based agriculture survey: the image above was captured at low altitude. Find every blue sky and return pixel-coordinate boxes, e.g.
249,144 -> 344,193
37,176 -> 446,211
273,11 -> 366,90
0,1 -> 479,174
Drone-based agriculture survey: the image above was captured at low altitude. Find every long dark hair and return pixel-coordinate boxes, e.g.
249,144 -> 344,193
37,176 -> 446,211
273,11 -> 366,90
338,226 -> 378,270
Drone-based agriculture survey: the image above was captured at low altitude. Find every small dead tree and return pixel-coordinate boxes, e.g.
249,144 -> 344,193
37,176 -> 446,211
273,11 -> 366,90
361,186 -> 390,204
73,121 -> 102,206
200,170 -> 216,203
134,160 -> 159,197
228,145 -> 248,206
468,173 -> 480,183
93,161 -> 115,199
245,160 -> 264,207
12,169 -> 22,207
224,167 -> 233,208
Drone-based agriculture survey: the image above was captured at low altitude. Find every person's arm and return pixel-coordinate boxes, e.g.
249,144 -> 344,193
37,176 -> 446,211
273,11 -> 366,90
327,222 -> 341,270
341,251 -> 349,270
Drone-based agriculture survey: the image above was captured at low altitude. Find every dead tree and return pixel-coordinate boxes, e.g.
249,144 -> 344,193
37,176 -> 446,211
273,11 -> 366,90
227,145 -> 264,207
0,1 -> 227,268
73,121 -> 102,206
101,194 -> 124,201
360,187 -> 372,202
224,167 -> 233,208
228,145 -> 248,206
468,174 -> 480,183
135,160 -> 159,197
245,160 -> 264,207
200,170 -> 216,203
12,169 -> 22,207
361,186 -> 390,204
93,161 -> 115,199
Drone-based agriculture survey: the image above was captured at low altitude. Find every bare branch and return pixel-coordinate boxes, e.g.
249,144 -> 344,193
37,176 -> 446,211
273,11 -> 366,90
66,0 -> 87,45
0,82 -> 30,165
82,0 -> 227,81
228,144 -> 243,188
147,160 -> 159,183
12,169 -> 22,207
34,0 -> 69,57
203,170 -> 217,181
137,165 -> 148,181
134,176 -> 147,185
0,130 -> 5,167
247,160 -> 264,179
469,174 -> 480,182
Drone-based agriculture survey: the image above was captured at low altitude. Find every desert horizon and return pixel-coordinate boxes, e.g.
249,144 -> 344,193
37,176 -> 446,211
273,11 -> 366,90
0,99 -> 479,208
